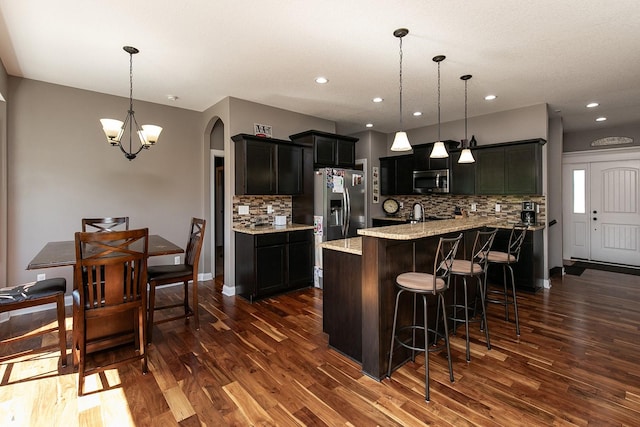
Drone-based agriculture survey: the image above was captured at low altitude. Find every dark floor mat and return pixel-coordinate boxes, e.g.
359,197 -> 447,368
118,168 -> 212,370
572,261 -> 640,276
564,265 -> 585,276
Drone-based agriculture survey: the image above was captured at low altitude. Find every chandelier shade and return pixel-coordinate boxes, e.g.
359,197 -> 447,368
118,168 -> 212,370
390,28 -> 412,152
99,46 -> 162,160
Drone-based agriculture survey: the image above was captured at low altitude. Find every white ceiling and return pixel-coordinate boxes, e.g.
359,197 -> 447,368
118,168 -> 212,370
1,0 -> 639,136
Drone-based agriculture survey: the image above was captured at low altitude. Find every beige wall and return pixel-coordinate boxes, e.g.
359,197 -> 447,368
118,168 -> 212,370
0,60 -> 7,285
201,96 -> 335,293
563,122 -> 640,152
7,77 -> 203,289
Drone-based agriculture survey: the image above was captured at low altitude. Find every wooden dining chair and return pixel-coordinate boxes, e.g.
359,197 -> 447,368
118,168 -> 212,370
147,218 -> 206,342
81,217 -> 129,232
0,278 -> 67,368
73,228 -> 148,396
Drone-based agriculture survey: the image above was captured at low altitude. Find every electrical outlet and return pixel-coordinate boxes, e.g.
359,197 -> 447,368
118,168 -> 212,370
399,202 -> 404,209
470,203 -> 477,212
495,203 -> 501,212
37,273 -> 46,281
267,205 -> 273,214
174,256 -> 181,265
238,205 -> 250,215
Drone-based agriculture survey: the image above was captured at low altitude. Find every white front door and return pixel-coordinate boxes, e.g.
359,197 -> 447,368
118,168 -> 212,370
590,160 -> 640,266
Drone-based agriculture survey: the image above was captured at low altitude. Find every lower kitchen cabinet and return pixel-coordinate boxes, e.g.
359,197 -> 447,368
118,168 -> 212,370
235,230 -> 313,301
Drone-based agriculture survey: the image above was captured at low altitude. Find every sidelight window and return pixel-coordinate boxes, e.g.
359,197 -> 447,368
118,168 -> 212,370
573,169 -> 586,213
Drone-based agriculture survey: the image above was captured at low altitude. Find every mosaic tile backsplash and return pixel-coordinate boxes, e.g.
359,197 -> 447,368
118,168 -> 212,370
233,195 -> 292,227
386,194 -> 546,223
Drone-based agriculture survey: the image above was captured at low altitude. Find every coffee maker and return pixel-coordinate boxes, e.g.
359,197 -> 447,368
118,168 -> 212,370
520,201 -> 537,225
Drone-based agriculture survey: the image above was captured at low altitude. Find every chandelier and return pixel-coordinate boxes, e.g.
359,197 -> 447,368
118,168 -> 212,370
100,46 -> 162,160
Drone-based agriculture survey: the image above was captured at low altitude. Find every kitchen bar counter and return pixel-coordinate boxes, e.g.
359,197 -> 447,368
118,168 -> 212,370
320,237 -> 362,256
232,223 -> 314,235
359,217 -> 498,240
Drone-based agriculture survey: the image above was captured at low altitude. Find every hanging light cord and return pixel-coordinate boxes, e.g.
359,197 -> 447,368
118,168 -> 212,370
464,77 -> 468,143
127,50 -> 134,155
437,59 -> 441,142
398,36 -> 404,130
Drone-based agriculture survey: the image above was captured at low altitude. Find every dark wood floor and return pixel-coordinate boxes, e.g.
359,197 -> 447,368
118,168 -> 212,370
2,268 -> 640,426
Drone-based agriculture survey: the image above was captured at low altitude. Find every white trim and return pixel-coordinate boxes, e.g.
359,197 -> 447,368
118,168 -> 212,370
563,146 -> 640,164
222,284 -> 235,296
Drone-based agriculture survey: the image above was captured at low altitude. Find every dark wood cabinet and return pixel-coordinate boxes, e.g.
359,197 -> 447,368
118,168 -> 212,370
474,139 -> 544,195
486,228 -> 543,293
450,150 -> 476,194
475,146 -> 505,195
289,130 -> 358,169
412,141 -> 458,171
380,154 -> 414,195
235,229 -> 313,301
232,134 -> 303,195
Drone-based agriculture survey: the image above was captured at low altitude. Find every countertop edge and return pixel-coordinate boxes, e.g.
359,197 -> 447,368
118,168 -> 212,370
320,237 -> 362,256
232,223 -> 314,235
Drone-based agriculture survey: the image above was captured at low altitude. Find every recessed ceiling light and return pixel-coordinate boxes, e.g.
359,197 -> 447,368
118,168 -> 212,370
596,117 -> 607,122
484,95 -> 497,101
315,77 -> 328,84
365,123 -> 374,128
413,111 -> 422,116
372,97 -> 383,103
586,102 -> 599,108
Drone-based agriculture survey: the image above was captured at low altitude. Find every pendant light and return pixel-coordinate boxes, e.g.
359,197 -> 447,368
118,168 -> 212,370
458,74 -> 475,164
390,28 -> 412,151
430,55 -> 449,158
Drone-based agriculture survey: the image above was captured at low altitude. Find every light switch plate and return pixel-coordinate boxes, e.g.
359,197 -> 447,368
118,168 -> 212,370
239,205 -> 250,215
495,203 -> 501,212
37,273 -> 46,281
470,203 -> 477,212
267,205 -> 273,213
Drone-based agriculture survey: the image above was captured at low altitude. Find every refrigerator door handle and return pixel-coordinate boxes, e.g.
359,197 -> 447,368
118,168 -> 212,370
344,185 -> 351,237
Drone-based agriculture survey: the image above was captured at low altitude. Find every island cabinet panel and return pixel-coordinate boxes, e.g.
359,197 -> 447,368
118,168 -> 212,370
322,249 -> 362,361
232,133 -> 303,195
235,230 -> 313,301
486,227 -> 543,292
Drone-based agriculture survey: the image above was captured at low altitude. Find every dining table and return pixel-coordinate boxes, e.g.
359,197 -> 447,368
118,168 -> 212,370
27,234 -> 184,359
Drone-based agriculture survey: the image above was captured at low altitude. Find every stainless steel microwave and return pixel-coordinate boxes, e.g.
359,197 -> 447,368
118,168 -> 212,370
413,169 -> 449,194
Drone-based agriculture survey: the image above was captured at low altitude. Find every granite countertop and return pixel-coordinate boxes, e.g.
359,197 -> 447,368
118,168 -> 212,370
359,217 -> 545,240
232,223 -> 314,235
372,216 -> 408,222
320,237 -> 362,256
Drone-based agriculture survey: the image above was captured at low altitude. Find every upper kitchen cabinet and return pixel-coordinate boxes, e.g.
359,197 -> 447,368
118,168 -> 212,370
412,141 -> 459,171
450,150 -> 476,195
289,130 -> 359,169
232,134 -> 303,195
475,139 -> 545,195
380,154 -> 414,195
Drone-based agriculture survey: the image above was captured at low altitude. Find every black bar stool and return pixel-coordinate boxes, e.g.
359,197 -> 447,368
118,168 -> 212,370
387,234 -> 462,402
484,225 -> 527,337
449,228 -> 497,361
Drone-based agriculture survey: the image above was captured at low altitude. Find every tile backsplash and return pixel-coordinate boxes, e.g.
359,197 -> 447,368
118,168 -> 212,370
233,195 -> 292,227
387,194 -> 546,223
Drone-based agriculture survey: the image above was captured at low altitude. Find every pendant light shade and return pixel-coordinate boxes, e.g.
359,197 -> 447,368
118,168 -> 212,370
430,55 -> 448,159
430,141 -> 449,158
391,131 -> 412,151
458,74 -> 475,164
391,28 -> 412,152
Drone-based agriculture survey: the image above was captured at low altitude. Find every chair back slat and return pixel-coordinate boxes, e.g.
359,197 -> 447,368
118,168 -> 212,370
508,225 -> 528,262
75,228 -> 148,311
82,217 -> 130,232
433,233 -> 463,292
473,228 -> 498,271
184,218 -> 206,269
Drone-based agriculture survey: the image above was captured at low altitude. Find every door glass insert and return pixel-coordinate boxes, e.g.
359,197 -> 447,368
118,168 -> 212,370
573,169 -> 585,214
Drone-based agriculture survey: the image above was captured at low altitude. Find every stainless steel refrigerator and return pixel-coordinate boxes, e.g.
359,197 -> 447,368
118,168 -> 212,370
313,167 -> 366,288
314,167 -> 366,242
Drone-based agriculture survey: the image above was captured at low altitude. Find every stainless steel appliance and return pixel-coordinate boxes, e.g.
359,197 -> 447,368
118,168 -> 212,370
314,168 -> 366,241
413,169 -> 449,194
520,201 -> 537,225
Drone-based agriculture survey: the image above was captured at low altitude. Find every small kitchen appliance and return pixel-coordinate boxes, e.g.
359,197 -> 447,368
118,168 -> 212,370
520,201 -> 537,225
